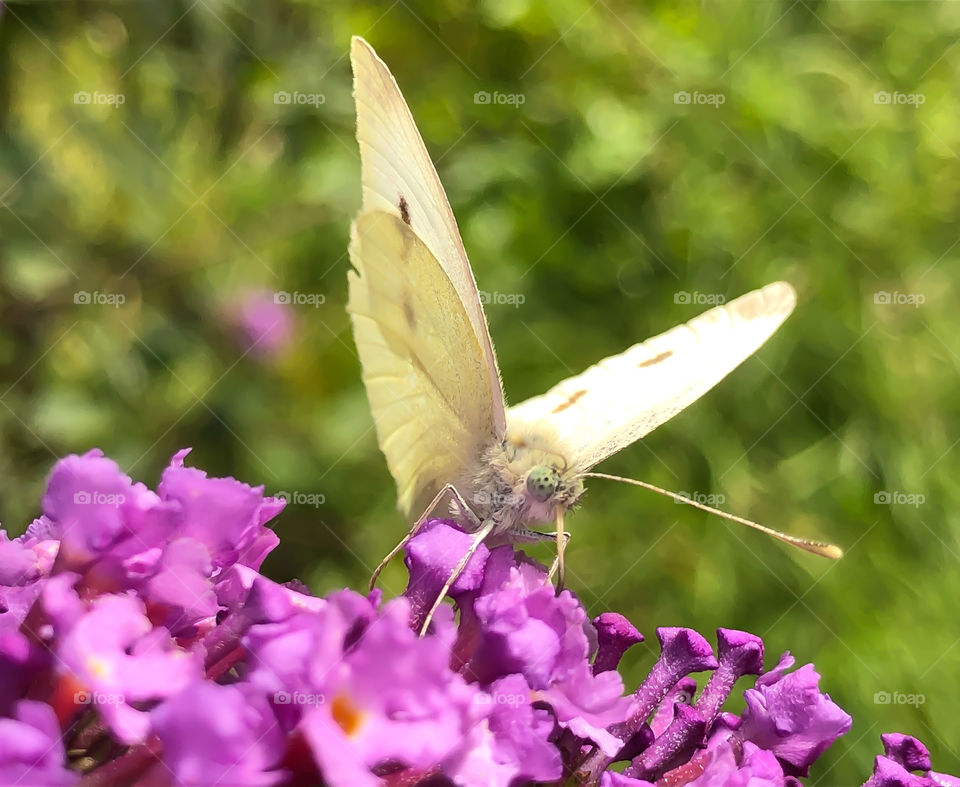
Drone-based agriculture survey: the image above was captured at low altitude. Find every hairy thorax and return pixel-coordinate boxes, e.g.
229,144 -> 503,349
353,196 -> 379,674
465,420 -> 586,537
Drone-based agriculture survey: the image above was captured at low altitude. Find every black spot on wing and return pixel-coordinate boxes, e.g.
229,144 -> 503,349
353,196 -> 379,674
398,195 -> 411,225
638,350 -> 673,368
403,297 -> 417,331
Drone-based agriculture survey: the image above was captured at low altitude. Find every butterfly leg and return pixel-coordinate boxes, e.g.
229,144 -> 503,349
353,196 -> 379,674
419,518 -> 495,637
369,483 -> 469,592
448,486 -> 483,530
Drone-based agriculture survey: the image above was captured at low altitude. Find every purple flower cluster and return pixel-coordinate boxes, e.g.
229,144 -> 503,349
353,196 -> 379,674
403,523 -> 855,786
0,449 -> 953,786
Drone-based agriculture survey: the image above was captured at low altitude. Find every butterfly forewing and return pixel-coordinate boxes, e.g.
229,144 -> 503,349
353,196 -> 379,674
506,282 -> 797,471
351,37 -> 506,436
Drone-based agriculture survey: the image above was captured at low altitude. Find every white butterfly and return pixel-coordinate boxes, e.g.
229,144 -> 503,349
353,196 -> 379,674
346,37 -> 840,631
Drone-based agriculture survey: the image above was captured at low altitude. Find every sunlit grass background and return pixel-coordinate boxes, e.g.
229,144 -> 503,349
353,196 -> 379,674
1,1 -> 958,780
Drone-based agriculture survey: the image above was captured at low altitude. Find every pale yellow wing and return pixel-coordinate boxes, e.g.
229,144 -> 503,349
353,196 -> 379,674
351,36 -> 506,436
507,282 -> 797,470
348,211 -> 498,518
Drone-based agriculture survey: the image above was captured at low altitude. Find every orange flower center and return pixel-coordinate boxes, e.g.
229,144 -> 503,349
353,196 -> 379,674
331,694 -> 364,737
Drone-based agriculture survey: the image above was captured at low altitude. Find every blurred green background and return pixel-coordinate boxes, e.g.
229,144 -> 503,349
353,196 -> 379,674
1,1 -> 958,781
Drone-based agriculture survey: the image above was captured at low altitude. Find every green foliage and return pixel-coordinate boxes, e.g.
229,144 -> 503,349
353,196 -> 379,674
1,1 -> 958,779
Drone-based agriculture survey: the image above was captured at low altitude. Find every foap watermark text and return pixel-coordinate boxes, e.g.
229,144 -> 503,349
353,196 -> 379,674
479,290 -> 524,308
274,291 -> 325,308
874,491 -> 925,508
276,491 -> 326,508
275,691 -> 326,706
474,490 -> 524,508
675,491 -> 727,507
74,491 -> 126,507
475,691 -> 528,708
474,90 -> 525,107
75,690 -> 125,706
274,91 -> 325,107
74,91 -> 125,107
874,690 -> 925,706
75,291 -> 125,308
675,291 -> 725,306
874,91 -> 925,107
674,91 -> 725,108
874,291 -> 925,308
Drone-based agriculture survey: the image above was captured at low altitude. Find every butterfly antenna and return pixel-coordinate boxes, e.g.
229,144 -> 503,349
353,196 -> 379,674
583,472 -> 843,559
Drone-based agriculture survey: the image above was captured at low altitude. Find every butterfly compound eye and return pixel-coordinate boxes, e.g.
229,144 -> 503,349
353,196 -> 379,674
526,465 -> 560,503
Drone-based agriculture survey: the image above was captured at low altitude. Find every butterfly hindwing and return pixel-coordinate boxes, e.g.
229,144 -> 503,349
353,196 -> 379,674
348,210 -> 497,518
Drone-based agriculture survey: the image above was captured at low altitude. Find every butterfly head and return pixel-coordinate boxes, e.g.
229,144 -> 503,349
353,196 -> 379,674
526,465 -> 559,502
519,461 -> 584,524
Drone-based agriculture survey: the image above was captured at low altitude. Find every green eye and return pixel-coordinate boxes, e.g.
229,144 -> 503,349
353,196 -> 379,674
526,465 -> 559,503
